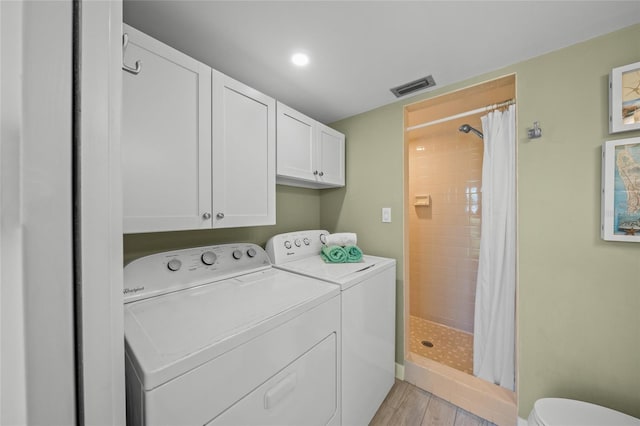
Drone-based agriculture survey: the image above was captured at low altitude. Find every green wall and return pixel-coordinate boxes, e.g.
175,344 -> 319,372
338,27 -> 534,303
326,24 -> 640,419
320,102 -> 405,363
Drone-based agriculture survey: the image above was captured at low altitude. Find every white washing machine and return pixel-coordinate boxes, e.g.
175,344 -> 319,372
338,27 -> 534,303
123,243 -> 341,426
266,230 -> 396,426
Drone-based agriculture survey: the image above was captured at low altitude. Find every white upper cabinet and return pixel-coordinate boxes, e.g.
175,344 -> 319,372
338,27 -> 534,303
317,123 -> 346,187
276,102 -> 345,189
212,70 -> 276,228
122,25 -> 275,233
122,24 -> 212,233
276,102 -> 316,182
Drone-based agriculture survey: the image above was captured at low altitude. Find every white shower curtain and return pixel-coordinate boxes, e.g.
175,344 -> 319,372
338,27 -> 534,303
473,104 -> 516,391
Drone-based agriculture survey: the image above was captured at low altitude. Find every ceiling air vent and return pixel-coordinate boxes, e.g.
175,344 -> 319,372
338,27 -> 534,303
390,75 -> 436,98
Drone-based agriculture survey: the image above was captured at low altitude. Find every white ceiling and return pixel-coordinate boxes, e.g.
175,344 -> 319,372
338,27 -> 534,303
123,1 -> 640,124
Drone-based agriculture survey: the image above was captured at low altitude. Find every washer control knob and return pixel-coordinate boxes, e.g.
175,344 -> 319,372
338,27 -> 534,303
294,239 -> 302,247
303,237 -> 310,246
232,249 -> 243,260
167,258 -> 182,272
201,251 -> 217,265
319,233 -> 327,244
284,241 -> 292,249
246,248 -> 257,258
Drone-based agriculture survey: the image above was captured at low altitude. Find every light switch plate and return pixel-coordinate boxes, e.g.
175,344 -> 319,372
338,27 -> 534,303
382,207 -> 391,223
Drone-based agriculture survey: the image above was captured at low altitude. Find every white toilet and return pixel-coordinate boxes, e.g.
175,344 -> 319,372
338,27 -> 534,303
528,398 -> 640,426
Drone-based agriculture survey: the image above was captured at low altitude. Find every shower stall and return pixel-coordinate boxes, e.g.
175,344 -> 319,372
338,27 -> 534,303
403,75 -> 517,425
407,119 -> 483,375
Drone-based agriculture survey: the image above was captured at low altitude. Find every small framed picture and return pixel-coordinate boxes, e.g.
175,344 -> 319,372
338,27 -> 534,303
609,61 -> 640,134
602,137 -> 640,242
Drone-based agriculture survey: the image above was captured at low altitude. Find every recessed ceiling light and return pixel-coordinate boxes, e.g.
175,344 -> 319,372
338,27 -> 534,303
291,52 -> 310,67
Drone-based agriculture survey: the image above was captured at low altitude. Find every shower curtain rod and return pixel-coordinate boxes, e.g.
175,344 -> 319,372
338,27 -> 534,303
405,99 -> 515,132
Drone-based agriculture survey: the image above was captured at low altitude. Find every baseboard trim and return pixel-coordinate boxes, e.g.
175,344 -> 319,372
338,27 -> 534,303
395,362 -> 405,380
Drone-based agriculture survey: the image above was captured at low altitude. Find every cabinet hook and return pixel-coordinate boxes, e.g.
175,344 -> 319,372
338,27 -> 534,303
122,33 -> 142,75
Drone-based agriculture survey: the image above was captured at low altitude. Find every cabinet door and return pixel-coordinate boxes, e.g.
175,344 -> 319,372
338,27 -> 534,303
122,25 -> 212,233
275,102 -> 316,182
317,124 -> 345,187
212,71 -> 275,228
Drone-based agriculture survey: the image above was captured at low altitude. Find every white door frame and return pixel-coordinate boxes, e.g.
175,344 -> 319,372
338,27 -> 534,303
1,1 -> 28,423
6,1 -> 77,423
76,1 -> 125,424
0,1 -> 125,424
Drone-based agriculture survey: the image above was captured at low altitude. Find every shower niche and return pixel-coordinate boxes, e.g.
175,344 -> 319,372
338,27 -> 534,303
403,74 -> 517,425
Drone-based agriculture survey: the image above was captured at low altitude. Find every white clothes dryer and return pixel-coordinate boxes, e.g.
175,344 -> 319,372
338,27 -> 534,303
266,230 -> 396,426
123,243 -> 341,426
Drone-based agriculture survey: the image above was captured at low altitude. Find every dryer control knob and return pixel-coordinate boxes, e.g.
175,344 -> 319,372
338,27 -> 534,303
284,241 -> 292,249
232,249 -> 243,260
201,251 -> 217,265
294,239 -> 302,247
303,238 -> 310,245
246,248 -> 257,258
167,258 -> 182,272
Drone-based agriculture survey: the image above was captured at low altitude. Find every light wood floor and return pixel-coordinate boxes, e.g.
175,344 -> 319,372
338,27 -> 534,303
370,380 -> 497,426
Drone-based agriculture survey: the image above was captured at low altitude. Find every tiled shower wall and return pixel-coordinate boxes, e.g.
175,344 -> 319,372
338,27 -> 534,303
408,130 -> 482,333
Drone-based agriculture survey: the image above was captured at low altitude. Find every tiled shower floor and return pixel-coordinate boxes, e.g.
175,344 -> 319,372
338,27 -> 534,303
409,315 -> 474,375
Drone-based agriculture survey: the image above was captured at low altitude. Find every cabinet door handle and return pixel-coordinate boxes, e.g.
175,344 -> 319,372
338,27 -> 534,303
319,171 -> 324,177
313,170 -> 318,175
216,212 -> 225,219
202,212 -> 212,220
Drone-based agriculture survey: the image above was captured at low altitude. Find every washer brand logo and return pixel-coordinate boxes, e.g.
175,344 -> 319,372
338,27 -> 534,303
124,286 -> 145,295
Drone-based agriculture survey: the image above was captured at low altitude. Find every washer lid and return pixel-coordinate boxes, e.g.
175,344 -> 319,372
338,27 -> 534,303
533,398 -> 640,426
125,268 -> 339,390
274,254 -> 395,290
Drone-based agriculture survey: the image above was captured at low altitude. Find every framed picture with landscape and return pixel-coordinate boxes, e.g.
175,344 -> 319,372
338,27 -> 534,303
602,137 -> 640,242
609,61 -> 640,134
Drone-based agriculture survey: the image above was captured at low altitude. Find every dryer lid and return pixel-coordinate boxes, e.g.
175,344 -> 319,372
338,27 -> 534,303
125,268 -> 339,390
532,398 -> 640,426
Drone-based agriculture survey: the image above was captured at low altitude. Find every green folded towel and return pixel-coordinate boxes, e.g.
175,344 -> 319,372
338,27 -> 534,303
320,244 -> 364,263
344,245 -> 363,263
321,245 -> 347,263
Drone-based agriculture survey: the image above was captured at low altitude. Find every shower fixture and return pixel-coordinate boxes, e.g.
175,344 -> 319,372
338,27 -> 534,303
459,124 -> 483,139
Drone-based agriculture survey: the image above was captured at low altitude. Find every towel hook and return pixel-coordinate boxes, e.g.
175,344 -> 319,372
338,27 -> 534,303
122,33 -> 142,75
527,121 -> 542,139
